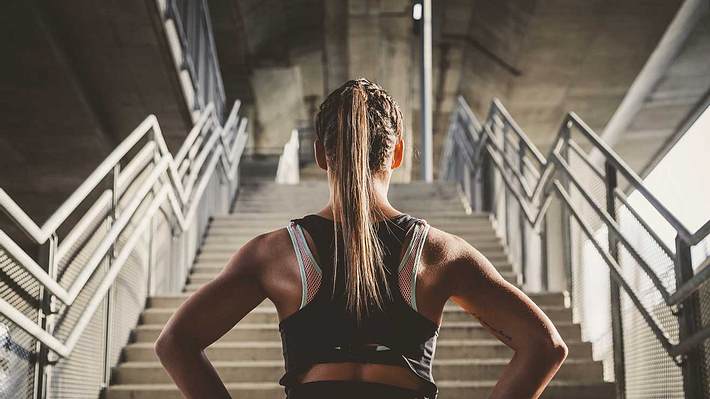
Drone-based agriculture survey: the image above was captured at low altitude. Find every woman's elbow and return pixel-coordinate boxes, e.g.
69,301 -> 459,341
154,328 -> 192,362
522,333 -> 568,366
154,330 -> 175,361
540,335 -> 568,365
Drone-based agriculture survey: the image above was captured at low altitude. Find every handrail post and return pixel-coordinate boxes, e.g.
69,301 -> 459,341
540,217 -> 549,291
33,234 -> 58,399
101,164 -> 121,392
675,236 -> 704,399
604,161 -> 626,399
559,121 -> 574,304
518,141 -> 527,286
147,138 -> 162,297
480,121 -> 493,214
500,120 -> 511,249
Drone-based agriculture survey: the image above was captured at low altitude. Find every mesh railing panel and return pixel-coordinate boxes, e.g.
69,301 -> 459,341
106,183 -> 153,369
700,281 -> 710,397
612,157 -> 687,398
578,225 -> 615,381
0,251 -> 39,399
0,317 -> 36,398
0,315 -> 35,399
565,137 -> 615,383
622,290 -> 684,398
49,266 -> 107,398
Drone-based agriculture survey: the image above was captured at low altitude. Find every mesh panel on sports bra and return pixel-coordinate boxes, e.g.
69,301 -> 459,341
288,219 -> 430,309
288,221 -> 322,307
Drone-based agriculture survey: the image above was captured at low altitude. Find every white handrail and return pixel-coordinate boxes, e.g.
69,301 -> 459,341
275,129 -> 301,184
0,99 -> 248,358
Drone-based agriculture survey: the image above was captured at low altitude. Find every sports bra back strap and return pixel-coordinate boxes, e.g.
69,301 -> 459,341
398,219 -> 430,310
286,221 -> 323,308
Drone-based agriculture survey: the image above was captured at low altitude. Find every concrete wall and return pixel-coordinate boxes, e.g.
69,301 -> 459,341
348,0 -> 415,183
0,2 -> 113,223
42,0 -> 192,150
0,0 -> 192,224
250,67 -> 307,153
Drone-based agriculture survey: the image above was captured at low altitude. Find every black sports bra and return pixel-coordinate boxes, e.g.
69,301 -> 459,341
278,213 -> 440,398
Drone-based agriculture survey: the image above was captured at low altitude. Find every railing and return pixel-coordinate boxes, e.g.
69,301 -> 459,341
441,95 -> 710,399
275,129 -> 302,184
0,101 -> 248,398
160,0 -> 226,121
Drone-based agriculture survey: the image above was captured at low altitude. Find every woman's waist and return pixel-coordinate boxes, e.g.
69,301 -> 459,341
287,378 -> 425,399
295,362 -> 425,390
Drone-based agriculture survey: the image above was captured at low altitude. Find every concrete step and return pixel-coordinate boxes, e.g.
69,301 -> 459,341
188,260 -> 516,276
203,225 -> 500,237
184,270 -> 519,286
200,237 -> 505,250
193,251 -> 511,265
204,222 -> 500,235
113,358 -> 603,384
232,198 -> 465,206
214,212 -> 491,222
145,291 -> 567,309
106,380 -> 615,399
228,208 -> 471,216
139,304 -> 571,326
123,338 -> 591,362
132,322 -> 581,343
200,231 -> 503,246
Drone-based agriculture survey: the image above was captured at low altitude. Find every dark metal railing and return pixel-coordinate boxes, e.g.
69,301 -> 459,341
441,95 -> 710,399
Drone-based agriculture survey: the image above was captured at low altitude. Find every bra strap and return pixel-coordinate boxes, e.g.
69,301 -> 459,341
286,221 -> 323,308
398,220 -> 430,310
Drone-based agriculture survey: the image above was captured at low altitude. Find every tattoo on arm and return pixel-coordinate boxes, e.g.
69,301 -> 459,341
470,311 -> 513,342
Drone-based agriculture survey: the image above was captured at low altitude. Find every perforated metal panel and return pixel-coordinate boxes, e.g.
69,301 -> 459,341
700,281 -> 710,398
564,129 -> 691,398
0,250 -> 39,399
566,145 -> 617,383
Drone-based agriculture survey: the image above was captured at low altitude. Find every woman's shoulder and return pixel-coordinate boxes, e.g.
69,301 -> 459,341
232,223 -> 296,274
418,224 -> 458,270
417,222 -> 493,288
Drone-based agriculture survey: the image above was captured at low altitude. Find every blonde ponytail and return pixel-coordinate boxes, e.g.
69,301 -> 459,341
315,79 -> 403,321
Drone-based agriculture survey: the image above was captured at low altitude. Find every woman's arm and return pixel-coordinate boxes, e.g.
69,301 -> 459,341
444,234 -> 568,399
154,233 -> 269,399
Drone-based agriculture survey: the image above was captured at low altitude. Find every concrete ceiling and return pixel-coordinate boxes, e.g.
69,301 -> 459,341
432,0 -> 683,149
209,0 -> 689,178
608,9 -> 710,176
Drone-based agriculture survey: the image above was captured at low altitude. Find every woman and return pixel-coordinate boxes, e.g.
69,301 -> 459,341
155,79 -> 568,399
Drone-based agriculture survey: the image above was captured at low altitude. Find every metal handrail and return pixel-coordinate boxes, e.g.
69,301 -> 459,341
441,95 -> 710,368
0,100 -> 248,358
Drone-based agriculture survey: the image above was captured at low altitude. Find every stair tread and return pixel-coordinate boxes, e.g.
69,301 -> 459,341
108,379 -> 614,389
134,321 -> 578,329
126,338 -> 579,347
141,304 -> 567,314
118,357 -> 600,367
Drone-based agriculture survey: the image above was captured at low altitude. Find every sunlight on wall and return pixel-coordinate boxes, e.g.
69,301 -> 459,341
579,104 -> 709,384
627,104 -> 710,267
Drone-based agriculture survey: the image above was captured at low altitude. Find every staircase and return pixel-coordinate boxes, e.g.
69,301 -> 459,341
106,181 -> 615,398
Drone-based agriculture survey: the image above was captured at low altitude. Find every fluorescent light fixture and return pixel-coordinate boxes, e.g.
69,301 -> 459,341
413,3 -> 422,20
